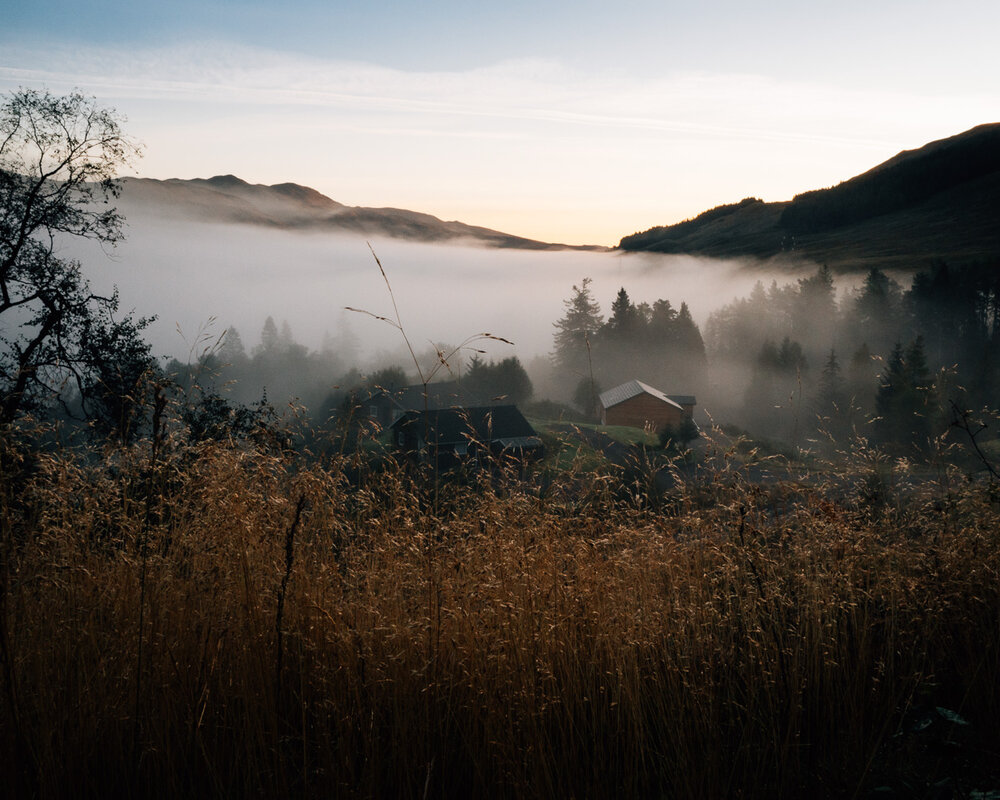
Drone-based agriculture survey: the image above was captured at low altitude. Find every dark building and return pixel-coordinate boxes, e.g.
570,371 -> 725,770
361,381 -> 489,429
390,405 -> 543,468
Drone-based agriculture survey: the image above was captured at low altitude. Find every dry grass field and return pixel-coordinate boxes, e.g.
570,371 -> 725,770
1,417 -> 999,799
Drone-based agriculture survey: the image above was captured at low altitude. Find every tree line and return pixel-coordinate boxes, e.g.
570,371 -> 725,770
550,260 -> 1000,451
552,278 -> 707,415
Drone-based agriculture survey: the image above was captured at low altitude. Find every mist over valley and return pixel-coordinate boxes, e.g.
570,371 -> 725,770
76,218 -> 787,364
67,124 -> 1000,440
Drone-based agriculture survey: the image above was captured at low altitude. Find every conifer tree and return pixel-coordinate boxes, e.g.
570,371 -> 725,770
813,349 -> 851,442
552,278 -> 603,375
795,265 -> 837,352
218,327 -> 247,365
258,316 -> 279,354
606,287 -> 639,338
875,338 -> 932,448
675,303 -> 707,363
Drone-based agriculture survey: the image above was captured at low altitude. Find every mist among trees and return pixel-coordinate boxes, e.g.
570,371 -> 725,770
700,261 -> 1000,451
546,262 -> 1000,454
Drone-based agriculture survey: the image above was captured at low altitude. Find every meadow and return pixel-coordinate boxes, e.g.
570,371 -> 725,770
2,413 -> 998,799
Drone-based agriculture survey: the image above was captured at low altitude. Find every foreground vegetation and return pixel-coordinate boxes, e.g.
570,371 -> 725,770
2,416 -> 999,799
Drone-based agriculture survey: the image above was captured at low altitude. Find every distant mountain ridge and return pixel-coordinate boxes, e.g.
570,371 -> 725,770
619,123 -> 1000,271
118,175 -> 596,251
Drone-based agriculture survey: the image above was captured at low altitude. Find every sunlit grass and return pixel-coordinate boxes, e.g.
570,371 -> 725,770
1,420 -> 998,798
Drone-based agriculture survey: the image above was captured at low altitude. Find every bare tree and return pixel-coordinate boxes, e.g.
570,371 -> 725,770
0,87 -> 151,427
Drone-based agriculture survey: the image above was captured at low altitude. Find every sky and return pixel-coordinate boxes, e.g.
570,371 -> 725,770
2,0 -> 998,245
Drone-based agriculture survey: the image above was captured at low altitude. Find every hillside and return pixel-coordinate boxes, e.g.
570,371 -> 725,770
117,175 -> 595,251
619,123 -> 1000,271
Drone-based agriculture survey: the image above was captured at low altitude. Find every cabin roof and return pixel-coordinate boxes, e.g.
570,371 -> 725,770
391,405 -> 541,447
599,379 -> 684,411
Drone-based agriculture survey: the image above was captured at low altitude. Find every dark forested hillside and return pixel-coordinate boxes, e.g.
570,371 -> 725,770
619,123 -> 1000,271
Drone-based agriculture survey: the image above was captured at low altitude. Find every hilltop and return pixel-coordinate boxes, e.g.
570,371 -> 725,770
117,175 -> 600,251
619,123 -> 1000,271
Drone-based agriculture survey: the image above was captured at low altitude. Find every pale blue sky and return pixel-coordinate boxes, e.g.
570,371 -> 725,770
2,1 -> 998,243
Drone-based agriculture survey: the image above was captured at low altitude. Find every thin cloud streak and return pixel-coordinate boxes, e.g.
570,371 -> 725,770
2,41 -> 986,143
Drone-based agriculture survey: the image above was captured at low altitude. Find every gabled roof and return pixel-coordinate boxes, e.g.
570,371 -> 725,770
668,395 -> 697,406
391,405 -> 541,448
599,379 -> 684,411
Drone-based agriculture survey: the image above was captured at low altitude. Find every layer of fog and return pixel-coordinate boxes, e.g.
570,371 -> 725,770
69,219 -> 813,368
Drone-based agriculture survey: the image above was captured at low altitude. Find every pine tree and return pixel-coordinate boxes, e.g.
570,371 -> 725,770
904,336 -> 931,390
875,338 -> 932,449
606,287 -> 638,337
675,302 -> 707,363
813,349 -> 850,442
552,278 -> 603,375
218,327 -> 247,365
817,349 -> 845,405
849,267 -> 904,354
903,336 -> 932,446
777,337 -> 807,372
795,265 -> 837,351
279,320 -> 295,351
465,354 -> 487,393
258,316 -> 279,354
649,298 -> 677,340
875,342 -> 906,441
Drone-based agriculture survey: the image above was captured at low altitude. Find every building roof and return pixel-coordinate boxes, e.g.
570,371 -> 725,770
391,405 -> 542,448
599,379 -> 684,411
668,395 -> 697,407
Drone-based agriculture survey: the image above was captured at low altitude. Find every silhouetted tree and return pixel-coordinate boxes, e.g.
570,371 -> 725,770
705,280 -> 791,363
648,298 -> 677,339
367,365 -> 409,390
812,349 -> 853,443
875,337 -> 933,449
75,304 -> 158,442
465,355 -> 532,405
552,278 -> 603,376
218,327 -> 247,366
674,302 -> 707,363
816,348 -> 845,405
1,88 -> 145,425
606,287 -> 639,338
743,336 -> 807,441
847,267 -> 904,355
183,389 -> 279,444
258,316 -> 279,354
795,265 -> 837,353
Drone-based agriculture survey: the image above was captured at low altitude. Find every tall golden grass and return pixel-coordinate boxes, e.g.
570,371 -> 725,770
1,420 -> 998,798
